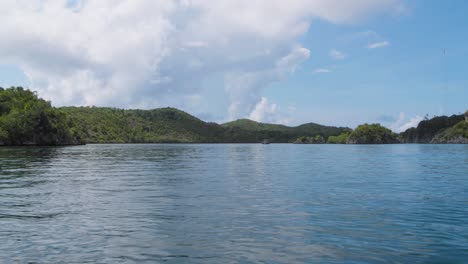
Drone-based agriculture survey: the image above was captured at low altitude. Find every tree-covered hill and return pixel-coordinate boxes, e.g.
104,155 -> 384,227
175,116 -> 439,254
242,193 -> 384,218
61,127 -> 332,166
60,106 -> 246,143
62,108 -> 350,143
0,87 -> 81,145
346,123 -> 399,144
222,119 -> 291,132
430,111 -> 468,143
222,118 -> 351,143
431,120 -> 468,144
399,114 -> 465,143
1,87 -> 466,145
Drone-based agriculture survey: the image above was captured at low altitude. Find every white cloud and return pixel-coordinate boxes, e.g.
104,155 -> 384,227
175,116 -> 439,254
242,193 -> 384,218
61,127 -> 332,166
225,46 -> 310,119
249,97 -> 278,122
329,49 -> 345,60
386,112 -> 422,132
276,47 -> 311,74
248,97 -> 292,124
368,41 -> 390,49
398,115 -> 423,132
314,68 -> 332,73
0,0 -> 405,120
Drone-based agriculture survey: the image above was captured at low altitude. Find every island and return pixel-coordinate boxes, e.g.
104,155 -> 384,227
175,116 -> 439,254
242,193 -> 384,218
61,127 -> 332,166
1,87 -> 467,146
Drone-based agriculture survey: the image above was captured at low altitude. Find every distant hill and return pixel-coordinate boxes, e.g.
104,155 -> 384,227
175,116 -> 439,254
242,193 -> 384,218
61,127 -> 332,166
61,106 -> 241,143
61,108 -> 350,144
222,118 -> 351,143
1,87 -> 466,145
347,124 -> 398,144
399,114 -> 465,143
222,119 -> 290,132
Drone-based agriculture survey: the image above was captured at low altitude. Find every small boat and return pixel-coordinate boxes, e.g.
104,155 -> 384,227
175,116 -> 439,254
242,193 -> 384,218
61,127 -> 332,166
261,139 -> 270,144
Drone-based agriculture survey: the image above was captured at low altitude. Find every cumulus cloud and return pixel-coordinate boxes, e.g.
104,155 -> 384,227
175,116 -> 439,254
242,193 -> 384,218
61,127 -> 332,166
0,0 -> 405,120
385,112 -> 422,132
248,97 -> 293,124
368,41 -> 390,49
329,49 -> 345,60
225,46 -> 310,119
249,97 -> 278,122
398,115 -> 423,132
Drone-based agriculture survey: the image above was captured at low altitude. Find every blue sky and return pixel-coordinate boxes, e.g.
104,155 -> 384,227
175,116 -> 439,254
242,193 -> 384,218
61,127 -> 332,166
276,0 -> 468,128
0,0 -> 466,131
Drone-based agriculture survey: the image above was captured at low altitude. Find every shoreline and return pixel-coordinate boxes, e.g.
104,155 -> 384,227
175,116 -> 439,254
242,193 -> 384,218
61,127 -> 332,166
1,142 -> 467,147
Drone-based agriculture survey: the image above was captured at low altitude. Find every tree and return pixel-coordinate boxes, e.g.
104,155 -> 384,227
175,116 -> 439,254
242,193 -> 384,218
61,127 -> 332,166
327,132 -> 349,144
0,87 -> 78,145
347,123 -> 398,144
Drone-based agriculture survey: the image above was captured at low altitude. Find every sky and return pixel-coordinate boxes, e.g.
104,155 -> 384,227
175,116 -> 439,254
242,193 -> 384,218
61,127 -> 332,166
0,0 -> 467,131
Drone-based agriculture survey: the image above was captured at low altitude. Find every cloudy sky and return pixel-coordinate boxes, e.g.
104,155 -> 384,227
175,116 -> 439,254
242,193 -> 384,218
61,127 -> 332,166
0,0 -> 467,131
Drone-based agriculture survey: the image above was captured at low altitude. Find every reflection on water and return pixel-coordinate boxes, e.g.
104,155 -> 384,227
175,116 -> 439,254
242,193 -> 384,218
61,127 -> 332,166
0,144 -> 467,263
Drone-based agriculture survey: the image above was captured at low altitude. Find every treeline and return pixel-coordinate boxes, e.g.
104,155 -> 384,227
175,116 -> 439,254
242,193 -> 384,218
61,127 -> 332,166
0,87 -> 82,145
60,107 -> 350,143
322,113 -> 467,144
330,124 -> 399,144
0,87 -> 466,145
60,106 -> 258,143
399,114 -> 467,143
0,87 -> 349,145
222,118 -> 351,143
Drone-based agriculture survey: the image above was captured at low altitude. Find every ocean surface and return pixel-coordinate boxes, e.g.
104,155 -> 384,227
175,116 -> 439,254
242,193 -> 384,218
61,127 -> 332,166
0,144 -> 467,263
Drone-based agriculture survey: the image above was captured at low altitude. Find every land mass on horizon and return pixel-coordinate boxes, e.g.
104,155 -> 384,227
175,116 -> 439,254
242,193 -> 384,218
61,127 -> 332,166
0,87 -> 467,146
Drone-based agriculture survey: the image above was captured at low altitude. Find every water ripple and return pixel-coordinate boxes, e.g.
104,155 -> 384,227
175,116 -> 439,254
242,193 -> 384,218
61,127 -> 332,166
0,144 -> 467,263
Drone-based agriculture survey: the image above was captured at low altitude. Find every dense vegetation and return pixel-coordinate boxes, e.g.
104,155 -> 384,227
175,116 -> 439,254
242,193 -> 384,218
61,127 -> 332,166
61,108 -> 349,143
346,124 -> 398,144
0,87 -> 466,145
0,88 -> 349,145
430,120 -> 468,143
327,132 -> 350,144
61,106 -> 236,143
223,119 -> 350,143
293,135 -> 325,144
399,114 -> 464,143
0,87 -> 80,145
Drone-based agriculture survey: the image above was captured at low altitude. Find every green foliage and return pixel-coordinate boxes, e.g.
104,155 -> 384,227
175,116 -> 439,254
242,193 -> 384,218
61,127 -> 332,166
347,123 -> 398,144
0,127 -> 8,142
223,119 -> 350,143
293,135 -> 325,144
61,109 -> 350,144
222,119 -> 290,131
61,106 -> 266,143
0,87 -> 78,145
2,87 -> 464,145
327,132 -> 350,144
446,120 -> 468,138
399,114 -> 464,143
431,121 -> 468,143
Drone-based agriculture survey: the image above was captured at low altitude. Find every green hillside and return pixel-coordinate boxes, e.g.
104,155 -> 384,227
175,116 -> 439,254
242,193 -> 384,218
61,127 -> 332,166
0,87 -> 80,145
61,108 -> 349,144
431,119 -> 468,143
222,119 -> 290,132
399,114 -> 465,143
347,123 -> 398,144
222,118 -> 351,142
61,106 -> 239,143
1,87 -> 465,145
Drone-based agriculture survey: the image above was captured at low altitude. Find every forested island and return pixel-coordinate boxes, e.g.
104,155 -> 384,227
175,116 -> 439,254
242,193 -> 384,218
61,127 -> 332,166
0,87 -> 467,146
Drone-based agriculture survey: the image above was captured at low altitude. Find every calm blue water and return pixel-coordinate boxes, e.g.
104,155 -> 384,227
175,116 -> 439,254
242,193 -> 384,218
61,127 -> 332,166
0,144 -> 467,263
